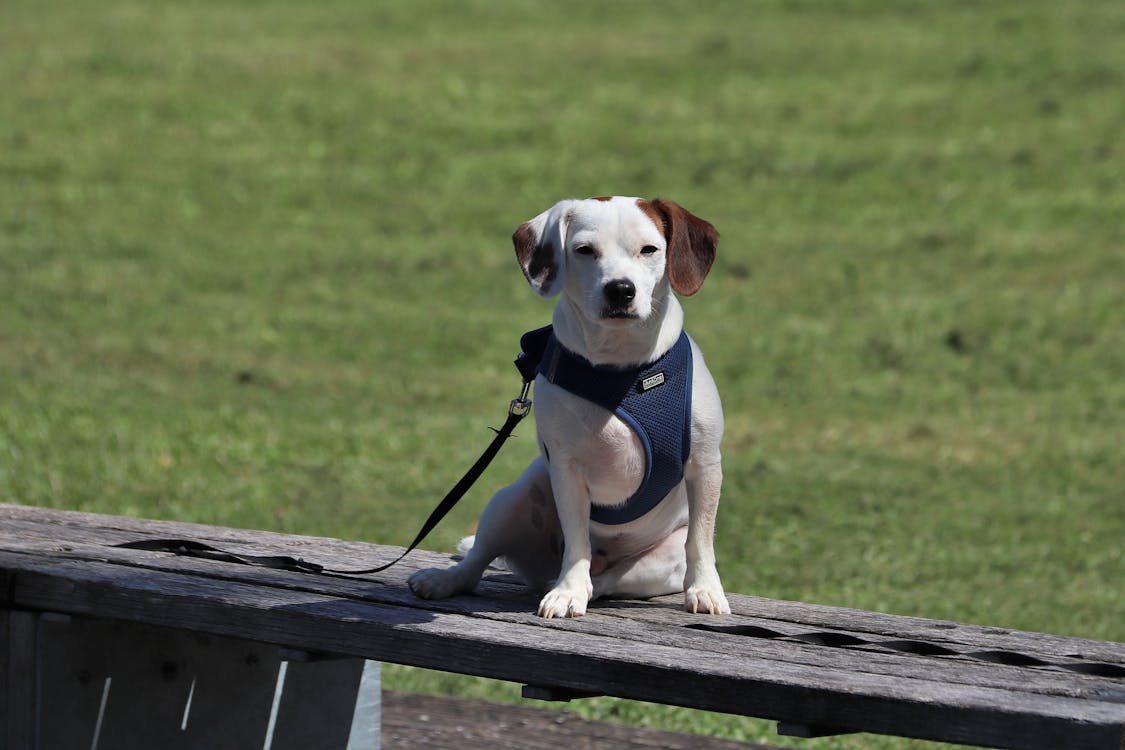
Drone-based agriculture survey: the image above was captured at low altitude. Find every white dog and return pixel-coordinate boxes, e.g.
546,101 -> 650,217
409,196 -> 729,618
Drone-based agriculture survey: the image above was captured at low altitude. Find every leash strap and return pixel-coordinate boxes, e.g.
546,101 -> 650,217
115,538 -> 328,574
321,397 -> 530,575
114,352 -> 537,577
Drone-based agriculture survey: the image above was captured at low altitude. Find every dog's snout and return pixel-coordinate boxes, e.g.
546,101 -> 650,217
604,279 -> 636,307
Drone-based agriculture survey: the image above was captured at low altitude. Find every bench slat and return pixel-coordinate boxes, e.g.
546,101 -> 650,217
3,550 -> 1123,750
3,535 -> 1120,705
2,503 -> 1120,665
1,505 -> 1122,750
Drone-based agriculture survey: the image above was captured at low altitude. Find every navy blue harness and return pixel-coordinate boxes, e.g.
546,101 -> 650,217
518,325 -> 693,525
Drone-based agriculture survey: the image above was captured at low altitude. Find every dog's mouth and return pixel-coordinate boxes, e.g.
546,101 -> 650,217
601,308 -> 640,320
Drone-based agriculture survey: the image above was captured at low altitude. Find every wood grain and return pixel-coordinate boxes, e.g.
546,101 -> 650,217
1,504 -> 1122,750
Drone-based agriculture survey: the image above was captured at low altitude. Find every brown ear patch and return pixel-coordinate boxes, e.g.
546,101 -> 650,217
513,222 -> 537,270
513,221 -> 559,291
644,199 -> 719,296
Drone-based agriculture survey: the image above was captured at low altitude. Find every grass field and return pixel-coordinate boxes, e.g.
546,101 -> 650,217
2,1 -> 1122,747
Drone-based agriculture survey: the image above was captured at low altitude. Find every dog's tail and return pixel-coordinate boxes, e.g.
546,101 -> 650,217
455,535 -> 475,558
454,535 -> 511,571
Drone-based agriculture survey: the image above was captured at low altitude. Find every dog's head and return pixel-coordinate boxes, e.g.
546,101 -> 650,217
513,197 -> 718,324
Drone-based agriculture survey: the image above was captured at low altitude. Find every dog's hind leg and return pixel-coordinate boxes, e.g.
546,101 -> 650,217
408,457 -> 560,599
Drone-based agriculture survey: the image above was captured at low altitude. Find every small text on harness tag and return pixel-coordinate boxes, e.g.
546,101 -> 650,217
640,372 -> 666,392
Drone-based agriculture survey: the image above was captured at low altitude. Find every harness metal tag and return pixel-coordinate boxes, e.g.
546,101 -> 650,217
640,371 -> 666,392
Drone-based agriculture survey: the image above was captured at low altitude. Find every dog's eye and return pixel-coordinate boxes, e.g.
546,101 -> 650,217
640,245 -> 659,255
574,245 -> 595,256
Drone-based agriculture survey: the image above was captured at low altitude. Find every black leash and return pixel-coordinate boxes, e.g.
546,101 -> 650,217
116,345 -> 542,577
114,538 -> 333,574
324,386 -> 532,575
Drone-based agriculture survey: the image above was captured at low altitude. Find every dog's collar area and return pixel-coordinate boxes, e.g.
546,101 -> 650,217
543,337 -> 668,397
519,325 -> 667,382
518,325 -> 693,525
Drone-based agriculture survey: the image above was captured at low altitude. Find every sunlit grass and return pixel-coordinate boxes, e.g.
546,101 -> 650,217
2,1 -> 1122,746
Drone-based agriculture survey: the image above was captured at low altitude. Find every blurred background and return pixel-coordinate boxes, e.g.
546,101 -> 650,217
2,1 -> 1122,746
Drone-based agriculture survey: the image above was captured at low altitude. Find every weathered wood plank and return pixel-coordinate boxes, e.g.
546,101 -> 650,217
93,618 -> 196,750
1,535 -> 1120,708
0,516 -> 1113,678
36,615 -> 109,750
2,550 -> 1123,750
177,632 -> 280,750
1,610 -> 37,750
27,612 -> 379,750
1,505 -> 1122,750
2,503 -> 1120,665
270,657 -> 366,750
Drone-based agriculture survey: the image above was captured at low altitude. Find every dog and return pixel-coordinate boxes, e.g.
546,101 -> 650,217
408,196 -> 729,618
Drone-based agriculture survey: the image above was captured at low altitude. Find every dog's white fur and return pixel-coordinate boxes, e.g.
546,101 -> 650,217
409,196 -> 729,618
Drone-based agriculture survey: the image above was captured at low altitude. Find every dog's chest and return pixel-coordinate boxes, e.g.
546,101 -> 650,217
527,328 -> 694,524
535,385 -> 646,505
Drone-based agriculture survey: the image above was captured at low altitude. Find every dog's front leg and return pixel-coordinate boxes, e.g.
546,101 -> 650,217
538,462 -> 593,618
683,460 -> 731,615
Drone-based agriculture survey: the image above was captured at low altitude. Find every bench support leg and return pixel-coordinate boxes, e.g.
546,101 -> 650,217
1,610 -> 39,750
0,610 -> 381,750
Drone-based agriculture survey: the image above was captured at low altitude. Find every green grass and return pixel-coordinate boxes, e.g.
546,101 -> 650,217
2,1 -> 1122,747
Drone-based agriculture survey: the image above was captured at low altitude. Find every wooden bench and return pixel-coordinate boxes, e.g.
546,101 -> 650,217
1,503 -> 1122,749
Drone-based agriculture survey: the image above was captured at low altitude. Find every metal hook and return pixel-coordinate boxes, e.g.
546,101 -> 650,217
509,380 -> 533,417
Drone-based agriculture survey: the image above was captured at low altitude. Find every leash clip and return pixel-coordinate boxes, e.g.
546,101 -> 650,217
509,380 -> 532,417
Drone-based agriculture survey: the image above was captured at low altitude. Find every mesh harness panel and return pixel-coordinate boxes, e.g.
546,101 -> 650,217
519,325 -> 693,525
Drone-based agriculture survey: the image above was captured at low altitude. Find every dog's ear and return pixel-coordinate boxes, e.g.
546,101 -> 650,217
650,198 -> 719,297
513,200 -> 575,298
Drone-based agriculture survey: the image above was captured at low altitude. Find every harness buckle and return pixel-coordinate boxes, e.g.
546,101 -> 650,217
509,380 -> 533,417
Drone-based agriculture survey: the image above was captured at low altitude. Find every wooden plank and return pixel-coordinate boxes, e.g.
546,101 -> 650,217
177,631 -> 281,750
1,610 -> 37,750
35,614 -> 110,750
0,504 -> 394,572
2,535 -> 1120,707
0,503 -> 1113,674
1,505 -> 1122,749
32,615 -> 286,750
7,611 -> 379,750
93,619 -> 195,750
0,610 -> 10,748
592,606 -> 1125,689
699,595 -> 1125,664
2,551 -> 1123,750
8,530 -> 1125,742
2,518 -> 1118,680
270,656 -> 365,750
2,503 -> 1121,666
2,532 -> 1125,750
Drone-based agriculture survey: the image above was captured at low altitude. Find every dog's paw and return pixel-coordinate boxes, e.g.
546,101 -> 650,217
684,569 -> 731,615
408,566 -> 471,600
538,580 -> 592,619
685,586 -> 730,615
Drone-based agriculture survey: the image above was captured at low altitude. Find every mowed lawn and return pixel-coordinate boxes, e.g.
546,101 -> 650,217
1,1 -> 1122,747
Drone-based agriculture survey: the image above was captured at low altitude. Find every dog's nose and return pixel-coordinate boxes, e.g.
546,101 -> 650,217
604,279 -> 636,307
